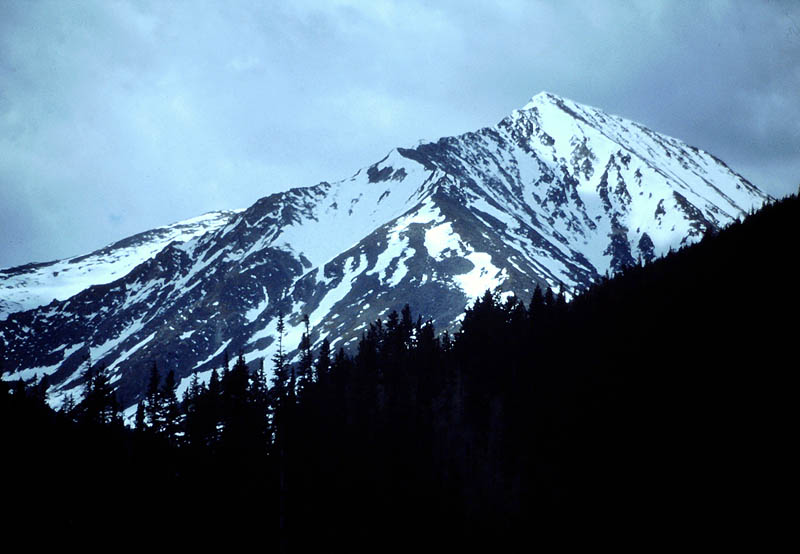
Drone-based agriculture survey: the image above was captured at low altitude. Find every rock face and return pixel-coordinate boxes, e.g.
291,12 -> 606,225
0,92 -> 769,413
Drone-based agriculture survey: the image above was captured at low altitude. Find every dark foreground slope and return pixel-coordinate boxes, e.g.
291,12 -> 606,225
531,193 -> 798,524
2,193 -> 797,547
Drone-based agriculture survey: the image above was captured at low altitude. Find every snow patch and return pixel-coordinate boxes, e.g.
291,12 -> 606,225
454,252 -> 507,300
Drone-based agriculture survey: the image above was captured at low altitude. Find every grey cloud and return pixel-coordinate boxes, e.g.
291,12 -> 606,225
1,0 -> 797,267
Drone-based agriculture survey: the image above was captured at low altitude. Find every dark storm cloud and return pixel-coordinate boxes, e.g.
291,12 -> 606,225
1,0 -> 797,267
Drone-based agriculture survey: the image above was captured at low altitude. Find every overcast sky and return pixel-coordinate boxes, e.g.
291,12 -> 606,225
1,0 -> 798,267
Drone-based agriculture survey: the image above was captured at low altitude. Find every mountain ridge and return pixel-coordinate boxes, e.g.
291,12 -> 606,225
0,92 -> 770,414
0,210 -> 242,320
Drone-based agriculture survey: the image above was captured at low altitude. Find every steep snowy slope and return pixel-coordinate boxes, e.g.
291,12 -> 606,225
0,92 -> 770,414
0,211 -> 240,320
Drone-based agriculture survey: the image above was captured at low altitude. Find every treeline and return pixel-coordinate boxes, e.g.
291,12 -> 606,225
3,193 -> 797,546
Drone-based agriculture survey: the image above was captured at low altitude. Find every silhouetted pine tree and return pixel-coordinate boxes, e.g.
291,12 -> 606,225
161,369 -> 180,443
297,314 -> 313,402
528,284 -> 545,321
61,393 -> 76,418
81,364 -> 121,426
315,338 -> 331,388
134,400 -> 146,433
144,361 -> 162,433
31,375 -> 49,405
192,367 -> 223,448
269,311 -> 291,554
249,357 -> 271,445
219,352 -> 252,452
181,373 -> 204,448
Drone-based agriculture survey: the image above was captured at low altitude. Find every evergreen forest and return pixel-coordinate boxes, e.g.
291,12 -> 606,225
3,193 -> 797,548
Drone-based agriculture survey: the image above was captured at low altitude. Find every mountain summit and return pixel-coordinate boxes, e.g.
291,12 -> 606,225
0,93 -> 770,413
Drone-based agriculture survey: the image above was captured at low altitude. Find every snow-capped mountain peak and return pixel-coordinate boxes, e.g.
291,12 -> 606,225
520,89 -> 559,110
0,93 -> 770,417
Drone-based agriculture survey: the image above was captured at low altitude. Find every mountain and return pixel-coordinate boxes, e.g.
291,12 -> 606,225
0,210 -> 240,320
0,92 -> 770,414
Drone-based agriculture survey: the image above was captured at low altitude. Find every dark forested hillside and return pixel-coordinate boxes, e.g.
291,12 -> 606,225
3,193 -> 797,547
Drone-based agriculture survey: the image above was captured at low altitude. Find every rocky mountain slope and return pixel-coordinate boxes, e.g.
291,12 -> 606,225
0,211 -> 240,320
0,92 -> 770,415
